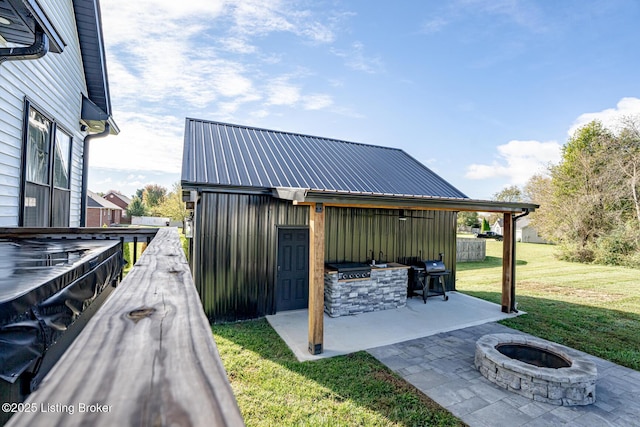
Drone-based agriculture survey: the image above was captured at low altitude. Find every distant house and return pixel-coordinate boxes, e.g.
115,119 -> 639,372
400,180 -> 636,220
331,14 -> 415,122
516,217 -> 548,244
0,0 -> 118,227
491,218 -> 504,235
104,191 -> 132,223
86,190 -> 122,227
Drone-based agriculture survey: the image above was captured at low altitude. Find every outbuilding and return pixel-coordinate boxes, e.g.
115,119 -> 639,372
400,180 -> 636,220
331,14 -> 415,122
181,119 -> 537,354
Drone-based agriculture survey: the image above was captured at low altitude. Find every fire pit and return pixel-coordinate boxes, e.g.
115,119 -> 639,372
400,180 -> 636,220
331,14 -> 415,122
475,333 -> 597,406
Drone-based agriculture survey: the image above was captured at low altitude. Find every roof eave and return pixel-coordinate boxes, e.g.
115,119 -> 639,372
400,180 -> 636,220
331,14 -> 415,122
73,0 -> 117,134
183,183 -> 539,213
23,0 -> 65,53
0,0 -> 65,54
301,190 -> 538,213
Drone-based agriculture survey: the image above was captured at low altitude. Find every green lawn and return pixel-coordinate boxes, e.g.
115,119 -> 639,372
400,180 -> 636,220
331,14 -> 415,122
213,239 -> 639,426
456,240 -> 640,371
213,320 -> 464,427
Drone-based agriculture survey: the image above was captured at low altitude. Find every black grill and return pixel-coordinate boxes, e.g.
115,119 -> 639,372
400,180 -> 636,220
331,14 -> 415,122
326,262 -> 371,280
408,253 -> 450,303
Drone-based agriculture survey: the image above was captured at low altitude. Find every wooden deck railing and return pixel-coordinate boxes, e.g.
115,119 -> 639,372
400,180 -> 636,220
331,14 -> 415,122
6,227 -> 244,426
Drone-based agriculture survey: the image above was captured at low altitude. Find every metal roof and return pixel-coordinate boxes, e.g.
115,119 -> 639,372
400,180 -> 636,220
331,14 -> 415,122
182,119 -> 469,200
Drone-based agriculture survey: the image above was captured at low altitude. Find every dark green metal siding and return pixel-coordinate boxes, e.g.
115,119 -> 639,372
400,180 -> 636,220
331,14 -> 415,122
193,192 -> 308,322
325,207 -> 457,290
193,195 -> 457,322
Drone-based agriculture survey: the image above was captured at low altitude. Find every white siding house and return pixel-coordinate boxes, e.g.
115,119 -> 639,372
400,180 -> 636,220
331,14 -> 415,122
0,0 -> 117,227
516,217 -> 549,244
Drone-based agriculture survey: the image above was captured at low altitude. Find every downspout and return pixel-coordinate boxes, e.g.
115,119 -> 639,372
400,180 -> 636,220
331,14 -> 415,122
0,28 -> 49,65
510,209 -> 531,312
80,124 -> 110,226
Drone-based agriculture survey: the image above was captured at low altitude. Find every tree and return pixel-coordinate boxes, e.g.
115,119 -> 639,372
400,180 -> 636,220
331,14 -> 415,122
493,185 -> 523,202
523,174 -> 553,239
533,118 -> 640,266
126,196 -> 148,217
609,116 -> 640,226
142,184 -> 167,210
457,211 -> 480,229
155,183 -> 187,222
546,121 -> 616,260
481,217 -> 490,232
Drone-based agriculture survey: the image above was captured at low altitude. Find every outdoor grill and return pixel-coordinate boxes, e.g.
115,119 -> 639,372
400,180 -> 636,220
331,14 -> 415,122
408,253 -> 450,303
325,262 -> 371,280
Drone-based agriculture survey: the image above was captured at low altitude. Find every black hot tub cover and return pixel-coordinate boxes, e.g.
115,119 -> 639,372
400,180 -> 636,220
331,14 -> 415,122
0,239 -> 123,383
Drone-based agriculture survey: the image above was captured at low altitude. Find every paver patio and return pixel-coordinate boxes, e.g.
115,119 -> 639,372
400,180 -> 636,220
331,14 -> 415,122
368,322 -> 640,427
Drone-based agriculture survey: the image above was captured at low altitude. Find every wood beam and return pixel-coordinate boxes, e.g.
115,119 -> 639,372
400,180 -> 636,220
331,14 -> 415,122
501,213 -> 514,313
294,200 -> 530,214
308,202 -> 325,354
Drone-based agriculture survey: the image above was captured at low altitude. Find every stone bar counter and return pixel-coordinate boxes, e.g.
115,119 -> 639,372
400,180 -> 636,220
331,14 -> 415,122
324,263 -> 410,317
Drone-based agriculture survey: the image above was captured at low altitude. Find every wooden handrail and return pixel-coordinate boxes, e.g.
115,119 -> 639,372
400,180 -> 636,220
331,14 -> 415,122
6,228 -> 244,426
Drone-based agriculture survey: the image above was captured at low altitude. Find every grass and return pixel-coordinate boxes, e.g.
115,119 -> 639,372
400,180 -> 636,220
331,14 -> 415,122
213,320 -> 464,427
456,240 -> 640,371
213,239 -> 639,425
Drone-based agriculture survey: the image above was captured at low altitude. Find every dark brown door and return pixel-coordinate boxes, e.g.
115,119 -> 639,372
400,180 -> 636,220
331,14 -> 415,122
276,228 -> 309,311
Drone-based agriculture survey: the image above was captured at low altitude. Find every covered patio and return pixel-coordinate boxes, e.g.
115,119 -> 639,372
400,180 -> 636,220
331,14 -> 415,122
267,291 -> 523,361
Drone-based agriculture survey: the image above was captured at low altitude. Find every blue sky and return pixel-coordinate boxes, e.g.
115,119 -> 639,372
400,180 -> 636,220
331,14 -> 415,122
89,0 -> 640,200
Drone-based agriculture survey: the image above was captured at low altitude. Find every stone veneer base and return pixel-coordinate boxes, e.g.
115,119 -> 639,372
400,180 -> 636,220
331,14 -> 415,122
324,267 -> 408,317
475,333 -> 597,406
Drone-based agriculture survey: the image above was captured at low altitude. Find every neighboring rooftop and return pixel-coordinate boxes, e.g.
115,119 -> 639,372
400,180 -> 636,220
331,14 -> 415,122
87,190 -> 122,210
105,191 -> 131,205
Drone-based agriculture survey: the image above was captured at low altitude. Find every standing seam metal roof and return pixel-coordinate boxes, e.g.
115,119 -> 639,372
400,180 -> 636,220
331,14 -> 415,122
181,119 -> 468,199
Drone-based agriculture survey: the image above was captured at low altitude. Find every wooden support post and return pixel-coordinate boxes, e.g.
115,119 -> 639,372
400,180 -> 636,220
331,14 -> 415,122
308,203 -> 325,355
501,213 -> 514,313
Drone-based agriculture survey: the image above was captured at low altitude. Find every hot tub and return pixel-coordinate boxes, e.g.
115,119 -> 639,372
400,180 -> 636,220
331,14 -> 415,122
0,238 -> 123,401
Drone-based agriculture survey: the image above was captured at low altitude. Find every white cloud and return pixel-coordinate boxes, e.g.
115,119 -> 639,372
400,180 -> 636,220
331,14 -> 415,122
331,41 -> 384,74
219,37 -> 257,54
266,78 -> 301,106
228,0 -> 336,43
90,112 -> 184,174
93,0 -> 351,179
465,140 -> 561,184
421,17 -> 449,34
303,94 -> 333,110
568,97 -> 640,136
465,97 -> 640,187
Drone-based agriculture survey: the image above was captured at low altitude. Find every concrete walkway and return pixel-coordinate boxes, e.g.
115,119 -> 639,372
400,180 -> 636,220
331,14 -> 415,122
368,322 -> 640,427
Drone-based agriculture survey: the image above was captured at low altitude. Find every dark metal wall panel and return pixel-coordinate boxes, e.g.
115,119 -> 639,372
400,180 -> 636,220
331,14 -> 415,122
325,207 -> 458,290
193,192 -> 308,322
193,195 -> 458,322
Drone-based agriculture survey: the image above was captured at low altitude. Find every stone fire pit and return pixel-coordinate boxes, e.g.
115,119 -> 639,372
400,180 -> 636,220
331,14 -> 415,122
475,333 -> 597,406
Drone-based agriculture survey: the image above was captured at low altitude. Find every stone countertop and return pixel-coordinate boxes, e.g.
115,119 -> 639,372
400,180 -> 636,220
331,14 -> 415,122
370,262 -> 410,270
324,262 -> 409,273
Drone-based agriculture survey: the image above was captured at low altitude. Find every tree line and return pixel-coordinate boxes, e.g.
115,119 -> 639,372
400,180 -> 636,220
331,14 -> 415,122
124,183 -> 187,222
486,117 -> 640,268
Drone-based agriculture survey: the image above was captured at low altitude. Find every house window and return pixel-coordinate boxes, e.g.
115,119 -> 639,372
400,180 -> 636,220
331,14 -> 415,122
21,101 -> 72,227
